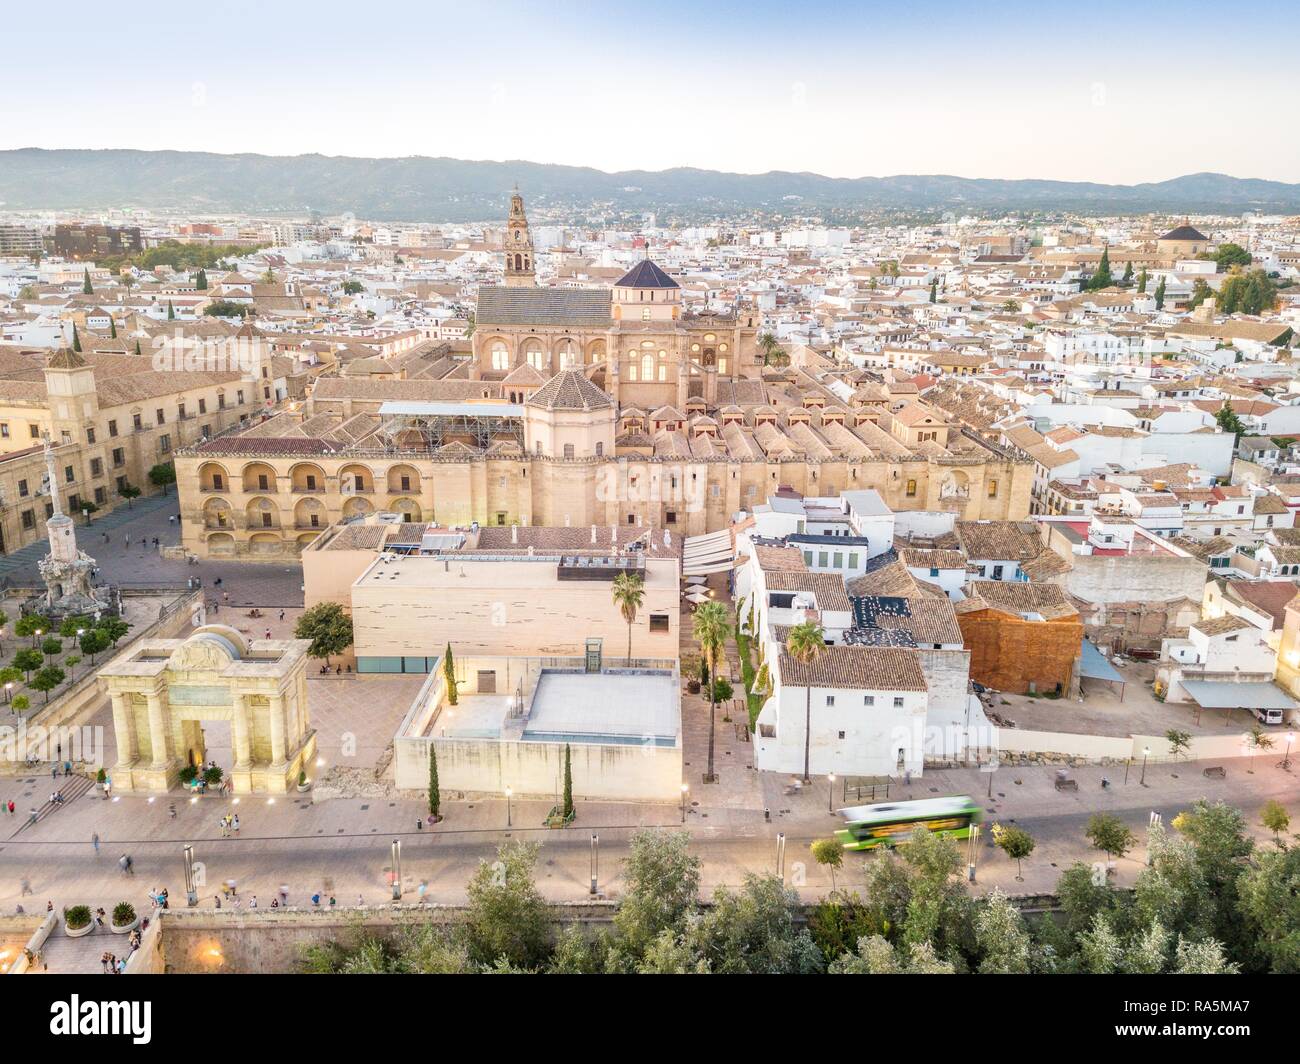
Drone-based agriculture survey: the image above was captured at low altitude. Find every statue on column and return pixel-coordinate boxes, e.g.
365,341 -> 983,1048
36,435 -> 111,618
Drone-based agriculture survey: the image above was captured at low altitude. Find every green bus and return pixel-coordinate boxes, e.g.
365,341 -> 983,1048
834,796 -> 982,851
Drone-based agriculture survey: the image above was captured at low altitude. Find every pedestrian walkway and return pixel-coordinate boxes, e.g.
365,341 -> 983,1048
9,774 -> 94,839
29,926 -> 112,975
0,492 -> 176,584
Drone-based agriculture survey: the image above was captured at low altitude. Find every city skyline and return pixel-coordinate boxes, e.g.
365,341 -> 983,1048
2,0 -> 1297,186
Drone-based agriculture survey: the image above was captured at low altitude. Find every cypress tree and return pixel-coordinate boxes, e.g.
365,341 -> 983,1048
562,743 -> 574,819
428,745 -> 440,820
1154,277 -> 1166,310
196,268 -> 208,290
1088,247 -> 1112,291
82,268 -> 92,295
929,281 -> 937,303
167,300 -> 175,321
134,339 -> 142,356
443,643 -> 457,705
109,317 -> 117,339
71,324 -> 81,352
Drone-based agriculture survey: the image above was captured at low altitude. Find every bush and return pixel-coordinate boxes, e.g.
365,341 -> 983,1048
112,902 -> 136,927
203,765 -> 223,785
64,905 -> 91,930
178,764 -> 198,785
711,678 -> 734,703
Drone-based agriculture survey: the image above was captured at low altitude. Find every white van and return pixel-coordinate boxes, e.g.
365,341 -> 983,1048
1252,707 -> 1284,726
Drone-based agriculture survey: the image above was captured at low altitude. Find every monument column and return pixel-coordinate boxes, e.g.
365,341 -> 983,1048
232,692 -> 252,770
110,691 -> 137,769
268,691 -> 287,767
146,690 -> 169,770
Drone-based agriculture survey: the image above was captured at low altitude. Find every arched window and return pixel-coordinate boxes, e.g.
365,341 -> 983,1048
490,341 -> 509,371
641,353 -> 654,380
524,340 -> 546,370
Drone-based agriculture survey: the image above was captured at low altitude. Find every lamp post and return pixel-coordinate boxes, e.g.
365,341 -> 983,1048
1123,756 -> 1132,785
183,843 -> 197,907
390,838 -> 402,900
4,682 -> 11,705
967,823 -> 982,883
1281,732 -> 1295,771
775,832 -> 786,881
1139,745 -> 1151,786
589,834 -> 599,896
505,786 -> 512,829
679,783 -> 688,823
828,772 -> 836,813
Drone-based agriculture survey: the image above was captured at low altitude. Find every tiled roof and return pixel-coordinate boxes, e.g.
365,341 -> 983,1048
1191,615 -> 1254,637
525,370 -> 613,411
956,580 -> 1078,620
614,260 -> 680,290
779,645 -> 927,692
764,571 -> 852,612
476,285 -> 612,327
955,520 -> 1044,562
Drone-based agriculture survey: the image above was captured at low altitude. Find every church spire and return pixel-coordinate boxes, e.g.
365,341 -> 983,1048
504,189 -> 536,288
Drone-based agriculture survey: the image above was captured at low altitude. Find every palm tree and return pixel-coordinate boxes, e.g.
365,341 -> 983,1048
611,571 -> 645,666
785,621 -> 826,784
693,600 -> 729,783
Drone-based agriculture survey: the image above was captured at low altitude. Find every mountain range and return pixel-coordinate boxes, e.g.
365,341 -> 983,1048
2,149 -> 1298,222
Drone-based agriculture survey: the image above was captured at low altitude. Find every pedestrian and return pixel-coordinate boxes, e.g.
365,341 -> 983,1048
51,765 -> 57,780
416,818 -> 423,831
46,899 -> 53,913
92,832 -> 99,853
7,800 -> 14,816
311,892 -> 320,907
20,877 -> 32,896
26,808 -> 37,826
328,895 -> 336,908
265,628 -> 271,640
222,591 -> 229,604
63,760 -> 71,776
213,894 -> 221,909
356,893 -> 364,907
231,814 -> 240,835
249,895 -> 257,909
100,951 -> 110,974
278,609 -> 285,623
279,885 -> 289,904
219,816 -> 228,838
95,907 -> 105,928
417,881 -> 427,904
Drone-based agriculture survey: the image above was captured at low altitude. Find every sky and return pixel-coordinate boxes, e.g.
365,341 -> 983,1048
3,0 -> 1297,185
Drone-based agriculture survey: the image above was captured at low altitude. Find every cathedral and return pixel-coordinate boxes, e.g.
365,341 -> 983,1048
470,191 -> 760,409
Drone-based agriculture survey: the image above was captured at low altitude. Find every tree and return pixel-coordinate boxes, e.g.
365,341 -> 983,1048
195,268 -> 208,290
997,825 -> 1036,880
82,268 -> 93,295
1189,278 -> 1214,308
1238,844 -> 1300,972
1086,813 -> 1136,864
15,615 -> 51,644
117,482 -> 141,508
975,889 -> 1032,973
31,665 -> 65,703
462,841 -> 552,970
1215,401 -> 1246,441
830,935 -> 955,975
758,331 -> 784,367
1259,800 -> 1290,846
109,317 -> 117,339
428,745 -> 440,820
1173,936 -> 1239,974
12,648 -> 42,681
148,462 -> 176,495
0,666 -> 21,699
78,628 -> 110,664
811,837 -> 844,892
562,743 -> 574,820
1247,726 -> 1275,771
442,643 -> 458,705
40,636 -> 62,658
71,323 -> 82,353
342,280 -> 363,296
1205,242 -> 1252,269
613,829 -> 701,958
692,600 -> 729,783
1121,261 -> 1133,286
687,874 -> 823,974
1086,246 -> 1112,291
1055,861 -> 1115,938
12,695 -> 30,713
1165,728 -> 1191,760
1218,268 -> 1277,316
785,620 -> 826,783
166,300 -> 175,321
611,571 -> 644,665
928,280 -> 937,303
97,616 -> 130,646
203,300 -> 249,318
1137,267 -> 1149,293
293,602 -> 354,665
1154,277 -> 1166,310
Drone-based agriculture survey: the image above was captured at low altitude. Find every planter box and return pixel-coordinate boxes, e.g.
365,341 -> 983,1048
110,915 -> 140,934
64,920 -> 94,938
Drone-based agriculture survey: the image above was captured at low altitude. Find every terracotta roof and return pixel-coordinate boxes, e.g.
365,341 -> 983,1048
1191,615 -> 1254,637
476,285 -> 611,327
778,645 -> 927,691
956,580 -> 1078,620
524,370 -> 613,412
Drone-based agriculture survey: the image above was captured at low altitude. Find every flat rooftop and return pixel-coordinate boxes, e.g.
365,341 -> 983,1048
355,552 -> 678,591
524,669 -> 679,746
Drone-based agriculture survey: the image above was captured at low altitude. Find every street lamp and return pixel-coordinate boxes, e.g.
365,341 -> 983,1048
775,832 -> 786,881
1281,732 -> 1295,771
4,682 -> 11,705
679,783 -> 688,823
183,844 -> 198,907
589,834 -> 599,896
504,786 -> 512,829
828,772 -> 836,813
967,823 -> 982,883
390,838 -> 402,900
1139,745 -> 1151,786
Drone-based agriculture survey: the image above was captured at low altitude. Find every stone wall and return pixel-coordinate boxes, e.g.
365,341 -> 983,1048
957,610 -> 1083,695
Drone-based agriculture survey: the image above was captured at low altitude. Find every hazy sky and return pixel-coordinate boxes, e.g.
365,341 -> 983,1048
4,0 -> 1297,184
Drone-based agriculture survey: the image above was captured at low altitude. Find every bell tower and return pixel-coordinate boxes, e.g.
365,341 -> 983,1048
503,188 -> 536,288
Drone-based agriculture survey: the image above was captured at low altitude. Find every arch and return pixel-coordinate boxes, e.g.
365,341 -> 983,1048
338,463 -> 375,494
555,338 -> 579,370
390,497 -> 422,522
585,339 -> 606,363
293,496 -> 326,530
248,531 -> 283,555
386,464 -> 421,495
289,462 -> 326,493
241,462 -> 277,494
342,496 -> 372,520
206,532 -> 236,555
202,497 -> 233,529
296,531 -> 321,548
487,336 -> 510,371
521,337 -> 547,371
244,496 -> 280,530
198,461 -> 230,492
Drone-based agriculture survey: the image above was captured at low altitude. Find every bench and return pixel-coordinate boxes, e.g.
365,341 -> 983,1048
1203,765 -> 1226,779
1054,778 -> 1078,792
